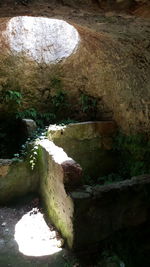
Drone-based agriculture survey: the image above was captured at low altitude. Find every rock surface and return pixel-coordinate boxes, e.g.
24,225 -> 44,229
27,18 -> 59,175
21,119 -> 37,137
0,159 -> 39,204
1,126 -> 150,251
38,139 -> 76,248
0,13 -> 149,133
38,137 -> 150,250
48,121 -> 117,179
71,174 -> 150,249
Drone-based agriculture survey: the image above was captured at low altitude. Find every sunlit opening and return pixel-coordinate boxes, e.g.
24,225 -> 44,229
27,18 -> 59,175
14,208 -> 63,256
4,16 -> 80,63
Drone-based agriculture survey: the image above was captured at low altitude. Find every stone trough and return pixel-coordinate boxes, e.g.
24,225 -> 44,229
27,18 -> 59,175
1,121 -> 150,250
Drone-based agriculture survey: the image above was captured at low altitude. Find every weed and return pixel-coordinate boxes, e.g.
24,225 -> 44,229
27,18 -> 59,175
12,127 -> 48,169
2,90 -> 22,105
97,251 -> 125,267
83,175 -> 96,185
79,91 -> 98,119
50,77 -> 62,90
16,108 -> 56,128
0,90 -> 22,114
82,132 -> 150,186
29,144 -> 39,170
52,90 -> 67,110
113,132 -> 150,177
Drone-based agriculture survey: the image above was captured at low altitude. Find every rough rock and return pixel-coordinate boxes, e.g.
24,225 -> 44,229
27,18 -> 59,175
38,139 -> 77,248
0,15 -> 150,133
1,123 -> 150,250
61,160 -> 82,189
0,159 -> 39,204
38,137 -> 150,250
21,119 -> 37,137
61,0 -> 144,9
70,175 -> 150,249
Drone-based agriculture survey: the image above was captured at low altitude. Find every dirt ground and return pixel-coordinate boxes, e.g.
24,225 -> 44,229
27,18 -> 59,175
0,194 -> 72,267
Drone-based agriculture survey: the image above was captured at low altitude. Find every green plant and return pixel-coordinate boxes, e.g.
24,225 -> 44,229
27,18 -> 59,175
113,132 -> 150,177
16,108 -> 56,127
0,89 -> 22,114
97,251 -> 125,267
79,91 -> 98,119
2,90 -> 22,105
16,108 -> 37,120
52,90 -> 67,110
83,175 -> 95,185
11,127 -> 48,169
63,256 -> 79,267
98,173 -> 122,185
50,77 -> 62,90
29,144 -> 39,170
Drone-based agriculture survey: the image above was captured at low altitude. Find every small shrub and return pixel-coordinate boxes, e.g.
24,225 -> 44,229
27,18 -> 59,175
1,90 -> 22,113
2,90 -> 22,105
79,91 -> 98,119
52,90 -> 67,110
113,132 -> 150,177
50,77 -> 62,91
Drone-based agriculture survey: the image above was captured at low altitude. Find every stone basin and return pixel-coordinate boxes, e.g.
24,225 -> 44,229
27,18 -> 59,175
47,121 -> 117,181
1,121 -> 150,250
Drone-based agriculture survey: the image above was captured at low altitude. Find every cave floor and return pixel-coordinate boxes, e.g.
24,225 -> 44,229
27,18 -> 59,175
0,194 -> 70,267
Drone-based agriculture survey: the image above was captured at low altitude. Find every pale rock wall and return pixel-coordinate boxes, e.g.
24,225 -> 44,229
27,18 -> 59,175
1,124 -> 150,250
38,139 -> 82,248
37,137 -> 150,250
47,121 -> 117,179
0,159 -> 39,204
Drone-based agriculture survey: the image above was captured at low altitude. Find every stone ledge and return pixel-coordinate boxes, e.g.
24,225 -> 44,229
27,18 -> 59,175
70,174 -> 150,249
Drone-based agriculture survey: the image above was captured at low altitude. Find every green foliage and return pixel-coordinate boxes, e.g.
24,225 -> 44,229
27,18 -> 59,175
50,77 -> 62,90
12,127 -> 48,169
16,108 -> 56,127
79,91 -> 98,119
52,90 -> 67,110
80,92 -> 97,112
83,132 -> 150,186
63,256 -> 79,267
50,77 -> 68,111
29,144 -> 39,170
83,175 -> 95,185
98,251 -> 124,267
98,173 -> 122,185
83,173 -> 123,186
113,132 -> 150,177
2,90 -> 22,105
1,90 -> 22,112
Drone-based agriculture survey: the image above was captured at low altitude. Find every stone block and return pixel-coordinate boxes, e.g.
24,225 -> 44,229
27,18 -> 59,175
48,121 -> 117,180
38,138 -> 150,250
0,159 -> 39,204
